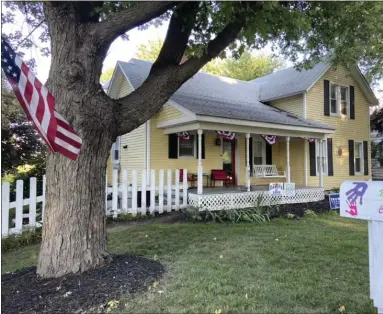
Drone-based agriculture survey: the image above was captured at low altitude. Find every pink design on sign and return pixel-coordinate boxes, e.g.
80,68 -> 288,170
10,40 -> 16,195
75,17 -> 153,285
379,205 -> 383,214
345,201 -> 358,216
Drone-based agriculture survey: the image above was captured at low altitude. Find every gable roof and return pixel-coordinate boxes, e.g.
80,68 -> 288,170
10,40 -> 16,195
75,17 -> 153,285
251,62 -> 379,105
118,59 -> 334,131
251,62 -> 330,102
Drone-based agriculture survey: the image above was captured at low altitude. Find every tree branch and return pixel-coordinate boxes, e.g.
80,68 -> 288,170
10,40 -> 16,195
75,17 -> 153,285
115,19 -> 244,136
152,2 -> 200,68
95,2 -> 178,45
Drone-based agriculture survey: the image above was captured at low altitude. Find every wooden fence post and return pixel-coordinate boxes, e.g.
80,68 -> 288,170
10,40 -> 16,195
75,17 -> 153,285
131,169 -> 138,216
150,169 -> 155,215
167,169 -> 172,212
175,169 -> 180,210
15,180 -> 24,234
159,169 -> 164,214
182,169 -> 188,208
2,182 -> 10,237
122,169 -> 128,213
29,177 -> 37,227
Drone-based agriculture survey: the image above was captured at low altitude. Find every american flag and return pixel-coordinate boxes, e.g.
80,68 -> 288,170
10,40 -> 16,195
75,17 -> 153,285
1,38 -> 82,160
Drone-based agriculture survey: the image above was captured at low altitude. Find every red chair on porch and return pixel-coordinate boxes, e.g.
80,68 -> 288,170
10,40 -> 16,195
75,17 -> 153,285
179,169 -> 197,188
211,169 -> 232,188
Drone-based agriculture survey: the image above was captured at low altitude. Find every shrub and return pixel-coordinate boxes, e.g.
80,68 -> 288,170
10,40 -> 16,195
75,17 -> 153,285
2,228 -> 42,252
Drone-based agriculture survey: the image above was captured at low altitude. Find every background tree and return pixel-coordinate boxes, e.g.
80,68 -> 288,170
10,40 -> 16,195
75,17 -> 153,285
100,67 -> 115,84
2,1 -> 382,278
1,76 -> 46,176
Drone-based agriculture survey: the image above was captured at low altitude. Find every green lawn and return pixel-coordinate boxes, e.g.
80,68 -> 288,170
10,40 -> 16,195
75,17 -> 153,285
2,212 -> 375,313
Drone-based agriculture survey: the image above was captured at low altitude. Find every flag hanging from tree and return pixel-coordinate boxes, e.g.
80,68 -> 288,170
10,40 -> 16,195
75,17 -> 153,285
1,38 -> 82,160
261,135 -> 277,145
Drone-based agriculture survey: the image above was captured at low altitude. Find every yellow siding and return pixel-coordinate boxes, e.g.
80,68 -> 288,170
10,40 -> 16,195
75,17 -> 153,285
270,95 -> 304,117
306,66 -> 371,189
156,102 -> 184,122
150,114 -> 222,183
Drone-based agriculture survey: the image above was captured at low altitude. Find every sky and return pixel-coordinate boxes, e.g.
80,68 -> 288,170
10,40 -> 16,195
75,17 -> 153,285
2,5 -> 382,105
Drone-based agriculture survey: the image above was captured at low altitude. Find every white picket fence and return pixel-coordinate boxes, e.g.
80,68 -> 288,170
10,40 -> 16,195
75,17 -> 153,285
2,176 -> 46,238
1,168 -> 188,238
106,168 -> 188,217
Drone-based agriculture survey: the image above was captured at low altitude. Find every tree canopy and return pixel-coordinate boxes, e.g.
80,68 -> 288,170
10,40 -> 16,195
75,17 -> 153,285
2,1 -> 383,278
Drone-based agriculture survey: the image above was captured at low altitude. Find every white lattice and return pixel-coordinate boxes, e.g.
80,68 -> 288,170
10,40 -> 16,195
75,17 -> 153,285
188,188 -> 324,211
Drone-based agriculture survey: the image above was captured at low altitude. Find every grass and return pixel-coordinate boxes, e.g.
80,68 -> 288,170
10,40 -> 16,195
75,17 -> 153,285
1,212 -> 375,313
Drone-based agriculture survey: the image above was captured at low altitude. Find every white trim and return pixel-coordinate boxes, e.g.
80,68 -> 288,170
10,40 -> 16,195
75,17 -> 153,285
163,122 -> 330,139
196,115 -> 334,134
117,62 -> 136,93
157,116 -> 196,128
106,66 -> 123,99
235,138 -> 240,186
354,141 -> 364,175
349,64 -> 379,106
304,141 -> 308,186
261,91 -> 305,102
316,139 -> 328,176
306,64 -> 332,92
146,120 -> 151,180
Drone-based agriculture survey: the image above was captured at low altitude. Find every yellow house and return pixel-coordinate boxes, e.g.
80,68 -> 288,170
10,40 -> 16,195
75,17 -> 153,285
106,59 -> 378,210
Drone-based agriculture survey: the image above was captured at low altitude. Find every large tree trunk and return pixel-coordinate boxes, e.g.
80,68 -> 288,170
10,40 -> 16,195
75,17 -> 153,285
37,3 -> 117,278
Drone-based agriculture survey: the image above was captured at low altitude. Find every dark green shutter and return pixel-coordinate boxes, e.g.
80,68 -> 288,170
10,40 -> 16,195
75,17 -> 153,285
349,140 -> 355,176
309,141 -> 316,176
350,86 -> 355,119
266,143 -> 272,165
363,141 -> 368,175
168,134 -> 178,159
324,80 -> 330,116
196,134 -> 205,159
327,138 -> 334,176
249,137 -> 253,176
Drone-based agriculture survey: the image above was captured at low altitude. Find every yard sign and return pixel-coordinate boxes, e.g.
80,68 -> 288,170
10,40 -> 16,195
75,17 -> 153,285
269,183 -> 283,196
284,183 -> 295,197
340,181 -> 383,312
329,193 -> 340,209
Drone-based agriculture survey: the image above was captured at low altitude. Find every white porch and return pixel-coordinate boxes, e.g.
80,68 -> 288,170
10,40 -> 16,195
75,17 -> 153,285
188,186 -> 325,211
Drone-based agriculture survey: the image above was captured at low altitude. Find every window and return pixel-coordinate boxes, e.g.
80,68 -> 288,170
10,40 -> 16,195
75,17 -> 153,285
253,136 -> 266,165
330,83 -> 349,116
316,140 -> 328,175
178,135 -> 195,157
112,136 -> 120,163
354,142 -> 363,174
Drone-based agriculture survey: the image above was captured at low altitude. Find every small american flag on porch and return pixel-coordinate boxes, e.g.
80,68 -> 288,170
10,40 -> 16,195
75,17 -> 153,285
1,38 -> 82,160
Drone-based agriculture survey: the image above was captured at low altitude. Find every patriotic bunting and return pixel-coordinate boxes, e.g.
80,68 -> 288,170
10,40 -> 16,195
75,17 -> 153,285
261,135 -> 277,145
216,131 -> 235,140
299,137 -> 316,142
177,131 -> 190,140
1,38 -> 82,160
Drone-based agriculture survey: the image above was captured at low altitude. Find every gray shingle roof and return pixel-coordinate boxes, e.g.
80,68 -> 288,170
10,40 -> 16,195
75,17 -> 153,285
251,62 -> 330,101
118,59 -> 334,130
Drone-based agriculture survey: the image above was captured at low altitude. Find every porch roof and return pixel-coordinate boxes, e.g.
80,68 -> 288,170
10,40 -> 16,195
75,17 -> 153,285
118,59 -> 334,133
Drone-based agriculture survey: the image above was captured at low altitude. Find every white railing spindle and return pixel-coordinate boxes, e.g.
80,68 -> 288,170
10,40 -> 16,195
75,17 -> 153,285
175,169 -> 180,210
150,169 -> 155,215
122,169 -> 128,213
141,169 -> 147,215
159,169 -> 164,214
15,180 -> 24,234
167,169 -> 172,212
29,177 -> 37,227
182,169 -> 188,208
2,182 -> 10,237
131,169 -> 138,216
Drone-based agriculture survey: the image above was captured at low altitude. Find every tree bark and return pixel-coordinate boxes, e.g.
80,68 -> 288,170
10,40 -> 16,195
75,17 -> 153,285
37,3 -> 117,278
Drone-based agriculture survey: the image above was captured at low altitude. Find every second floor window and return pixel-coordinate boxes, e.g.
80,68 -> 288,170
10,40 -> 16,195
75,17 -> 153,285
330,83 -> 350,116
354,142 -> 363,174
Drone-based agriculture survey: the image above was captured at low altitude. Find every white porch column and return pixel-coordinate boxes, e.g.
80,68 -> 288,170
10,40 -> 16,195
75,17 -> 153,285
319,139 -> 324,188
286,136 -> 291,183
245,133 -> 251,192
197,129 -> 203,195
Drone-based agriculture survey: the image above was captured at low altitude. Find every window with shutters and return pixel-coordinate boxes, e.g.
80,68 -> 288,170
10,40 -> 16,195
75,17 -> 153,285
316,140 -> 328,175
354,142 -> 364,174
178,135 -> 195,157
330,83 -> 350,116
111,136 -> 120,164
253,136 -> 266,165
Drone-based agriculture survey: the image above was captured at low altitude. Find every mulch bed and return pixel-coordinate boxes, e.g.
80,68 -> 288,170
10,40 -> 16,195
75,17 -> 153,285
277,197 -> 332,218
1,255 -> 165,314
